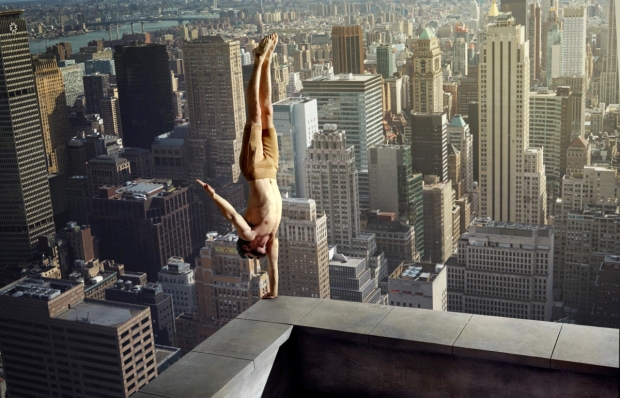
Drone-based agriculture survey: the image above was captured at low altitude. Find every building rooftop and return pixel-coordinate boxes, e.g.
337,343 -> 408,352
449,115 -> 467,127
55,299 -> 144,327
365,219 -> 413,233
0,277 -> 78,301
471,217 -> 552,231
273,97 -> 315,106
419,27 -> 436,40
306,73 -> 379,83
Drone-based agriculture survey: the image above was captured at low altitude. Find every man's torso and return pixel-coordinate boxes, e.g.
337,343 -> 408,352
245,178 -> 282,236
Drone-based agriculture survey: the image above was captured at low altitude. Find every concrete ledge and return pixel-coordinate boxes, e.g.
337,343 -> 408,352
139,351 -> 253,398
296,300 -> 393,343
453,315 -> 563,368
137,297 -> 619,398
192,319 -> 293,369
369,307 -> 472,355
551,324 -> 619,376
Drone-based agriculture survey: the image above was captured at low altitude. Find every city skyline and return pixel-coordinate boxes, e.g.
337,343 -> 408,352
0,1 -> 618,396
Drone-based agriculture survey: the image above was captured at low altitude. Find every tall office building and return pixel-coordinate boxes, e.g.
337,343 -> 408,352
529,87 -> 581,209
329,250 -> 383,303
377,44 -> 396,78
528,1 -> 542,82
33,57 -> 71,175
411,112 -> 448,182
0,10 -> 55,265
565,137 -> 591,176
305,127 -> 360,248
278,198 -> 330,298
561,6 -> 587,78
588,254 -> 620,329
106,281 -> 176,347
600,0 -> 619,105
115,44 -> 174,150
541,0 -> 558,22
58,60 -> 85,106
273,97 -> 319,198
90,179 -> 207,281
100,96 -> 123,137
157,256 -> 197,317
546,23 -> 562,82
452,37 -> 468,77
0,277 -> 157,397
554,205 -> 620,318
447,218 -> 554,321
83,72 -> 109,114
183,36 -> 245,181
85,155 -> 132,197
368,144 -> 421,227
479,14 -> 547,224
304,74 -> 383,212
410,28 -> 443,113
331,25 -> 365,74
500,0 -> 527,29
558,166 -> 620,215
422,180 -> 454,264
447,115 -> 474,194
194,232 -> 269,323
364,212 -> 420,274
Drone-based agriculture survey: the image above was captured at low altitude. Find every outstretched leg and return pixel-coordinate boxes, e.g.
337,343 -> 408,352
259,33 -> 277,128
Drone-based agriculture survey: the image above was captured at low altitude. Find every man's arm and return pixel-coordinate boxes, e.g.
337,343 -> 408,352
196,180 -> 256,241
266,235 -> 279,296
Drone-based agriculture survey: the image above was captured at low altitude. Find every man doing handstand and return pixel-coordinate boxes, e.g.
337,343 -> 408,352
197,34 -> 281,299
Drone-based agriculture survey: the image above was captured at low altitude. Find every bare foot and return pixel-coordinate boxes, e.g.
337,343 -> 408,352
263,33 -> 278,61
262,292 -> 278,299
253,34 -> 276,61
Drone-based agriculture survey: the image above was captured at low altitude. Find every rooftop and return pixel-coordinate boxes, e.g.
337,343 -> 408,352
136,297 -> 619,398
419,27 -> 436,40
449,114 -> 467,128
55,299 -> 144,327
273,97 -> 315,106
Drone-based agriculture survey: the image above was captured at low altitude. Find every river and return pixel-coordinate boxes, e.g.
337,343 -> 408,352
29,21 -> 182,54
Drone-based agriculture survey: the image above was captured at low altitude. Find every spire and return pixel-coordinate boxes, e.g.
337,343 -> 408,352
488,0 -> 499,17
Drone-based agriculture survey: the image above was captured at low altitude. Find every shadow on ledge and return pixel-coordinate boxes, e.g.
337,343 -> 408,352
135,297 -> 619,398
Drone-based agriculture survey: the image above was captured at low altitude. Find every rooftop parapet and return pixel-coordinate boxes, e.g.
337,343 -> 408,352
137,296 -> 618,398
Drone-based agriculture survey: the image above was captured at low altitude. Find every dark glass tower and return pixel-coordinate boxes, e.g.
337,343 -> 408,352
114,44 -> 173,150
0,10 -> 55,264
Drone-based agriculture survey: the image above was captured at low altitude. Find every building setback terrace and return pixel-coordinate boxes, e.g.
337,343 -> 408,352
136,296 -> 618,398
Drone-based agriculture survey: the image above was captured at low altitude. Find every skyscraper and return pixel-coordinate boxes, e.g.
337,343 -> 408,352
410,28 -> 443,113
272,97 -> 319,198
278,198 -> 330,298
305,127 -> 360,248
115,44 -> 174,150
452,37 -> 468,77
83,72 -> 109,114
447,115 -> 474,195
331,25 -> 365,74
411,112 -> 449,182
58,59 -> 85,106
447,218 -> 554,321
183,36 -> 245,181
422,180 -> 454,264
90,179 -> 207,281
0,277 -> 157,397
194,232 -> 269,323
377,44 -> 396,78
100,96 -> 123,137
600,0 -> 619,105
304,74 -> 383,213
33,57 -> 71,175
478,14 -> 547,224
368,144 -> 421,228
561,6 -> 587,78
528,1 -> 542,82
0,10 -> 55,265
500,0 -> 527,30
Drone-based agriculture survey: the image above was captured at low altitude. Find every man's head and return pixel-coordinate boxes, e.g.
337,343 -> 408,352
236,235 -> 269,259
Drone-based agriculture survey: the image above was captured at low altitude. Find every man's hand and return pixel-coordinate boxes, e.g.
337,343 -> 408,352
196,179 -> 215,196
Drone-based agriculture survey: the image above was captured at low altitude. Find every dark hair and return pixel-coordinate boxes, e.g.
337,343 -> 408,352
236,237 -> 266,259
